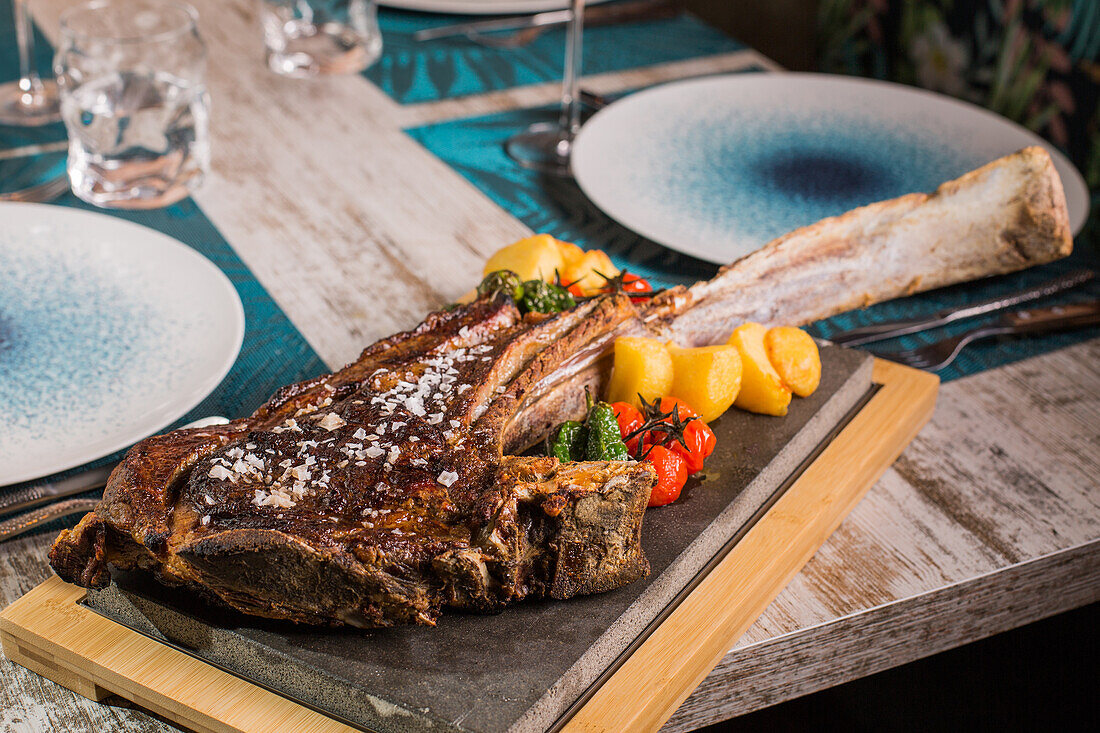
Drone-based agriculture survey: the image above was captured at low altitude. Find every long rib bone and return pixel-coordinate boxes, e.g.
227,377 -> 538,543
504,146 -> 1072,450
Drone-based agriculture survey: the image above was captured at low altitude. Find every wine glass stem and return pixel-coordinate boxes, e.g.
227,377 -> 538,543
558,0 -> 586,140
13,0 -> 46,97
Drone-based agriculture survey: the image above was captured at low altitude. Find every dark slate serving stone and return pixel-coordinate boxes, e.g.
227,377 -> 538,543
86,346 -> 873,733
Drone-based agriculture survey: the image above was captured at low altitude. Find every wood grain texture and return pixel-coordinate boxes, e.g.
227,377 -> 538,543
663,540 -> 1100,731
4,0 -> 1099,730
1,361 -> 937,733
665,337 -> 1100,730
2,578 -> 357,733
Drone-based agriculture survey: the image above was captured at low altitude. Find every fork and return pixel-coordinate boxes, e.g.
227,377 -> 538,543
0,172 -> 70,203
870,301 -> 1100,371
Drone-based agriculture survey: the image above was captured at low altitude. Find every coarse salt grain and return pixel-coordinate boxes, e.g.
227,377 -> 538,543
208,465 -> 231,481
317,413 -> 346,431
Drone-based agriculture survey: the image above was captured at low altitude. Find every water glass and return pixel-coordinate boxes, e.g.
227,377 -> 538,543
56,0 -> 210,209
260,0 -> 382,78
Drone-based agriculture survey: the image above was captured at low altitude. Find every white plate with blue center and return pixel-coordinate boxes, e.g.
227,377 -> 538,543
0,203 -> 244,485
571,73 -> 1090,265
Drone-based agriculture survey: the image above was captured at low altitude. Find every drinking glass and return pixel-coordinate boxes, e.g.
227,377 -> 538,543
55,0 -> 210,209
504,0 -> 585,176
260,0 -> 382,78
0,0 -> 61,126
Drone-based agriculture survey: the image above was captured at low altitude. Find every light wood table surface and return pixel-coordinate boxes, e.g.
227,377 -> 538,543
3,1 -> 1098,730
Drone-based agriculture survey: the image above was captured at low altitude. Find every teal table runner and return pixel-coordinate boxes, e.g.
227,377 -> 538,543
1,0 -> 326,495
405,93 -> 1100,383
367,7 -> 745,104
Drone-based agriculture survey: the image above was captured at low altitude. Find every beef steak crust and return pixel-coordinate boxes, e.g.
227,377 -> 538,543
50,293 -> 655,627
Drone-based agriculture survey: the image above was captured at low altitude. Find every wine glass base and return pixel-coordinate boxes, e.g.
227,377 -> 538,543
503,121 -> 575,177
0,79 -> 62,126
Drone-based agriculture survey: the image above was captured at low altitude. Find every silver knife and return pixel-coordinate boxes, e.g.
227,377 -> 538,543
0,140 -> 68,162
0,415 -> 230,519
0,467 -> 114,519
829,269 -> 1096,347
411,0 -> 676,43
413,9 -> 571,42
0,498 -> 102,542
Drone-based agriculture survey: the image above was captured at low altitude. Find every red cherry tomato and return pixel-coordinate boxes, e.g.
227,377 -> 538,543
658,396 -> 698,420
621,273 -> 653,294
674,420 -> 716,474
648,397 -> 714,474
645,445 -> 688,507
622,273 -> 653,303
598,272 -> 653,302
567,283 -> 585,298
611,401 -> 643,440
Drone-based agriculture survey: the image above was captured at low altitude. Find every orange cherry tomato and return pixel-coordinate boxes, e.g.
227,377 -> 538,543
611,401 -> 643,440
646,445 -> 688,507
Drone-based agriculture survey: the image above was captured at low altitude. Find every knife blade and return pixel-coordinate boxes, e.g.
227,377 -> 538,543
0,467 -> 113,519
829,269 -> 1096,347
411,0 -> 676,42
0,498 -> 102,543
0,140 -> 68,162
413,9 -> 570,41
0,415 -> 230,519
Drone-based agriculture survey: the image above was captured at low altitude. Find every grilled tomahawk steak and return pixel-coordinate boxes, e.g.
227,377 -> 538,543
50,147 -> 1073,626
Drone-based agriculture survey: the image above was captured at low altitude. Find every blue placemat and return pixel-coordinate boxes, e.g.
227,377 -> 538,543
405,91 -> 1100,383
366,6 -> 745,104
1,0 -> 327,493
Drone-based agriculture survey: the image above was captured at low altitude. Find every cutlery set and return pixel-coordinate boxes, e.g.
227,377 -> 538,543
867,301 -> 1100,371
0,416 -> 229,542
829,269 -> 1098,368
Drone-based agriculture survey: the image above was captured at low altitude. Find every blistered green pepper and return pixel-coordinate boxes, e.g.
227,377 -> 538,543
585,401 -> 629,461
520,279 -> 576,314
547,420 -> 587,462
478,270 -> 525,301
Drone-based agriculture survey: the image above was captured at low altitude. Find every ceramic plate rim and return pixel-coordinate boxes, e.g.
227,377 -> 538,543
379,0 -> 612,15
0,202 -> 245,485
571,72 -> 1090,265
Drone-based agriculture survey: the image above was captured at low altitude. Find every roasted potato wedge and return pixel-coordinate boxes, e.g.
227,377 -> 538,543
765,326 -> 821,397
727,323 -> 792,416
667,344 -> 742,423
484,234 -> 564,282
563,249 -> 619,295
608,337 -> 673,409
555,240 -> 586,272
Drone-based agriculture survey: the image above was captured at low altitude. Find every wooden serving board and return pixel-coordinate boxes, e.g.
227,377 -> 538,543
1,359 -> 937,733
